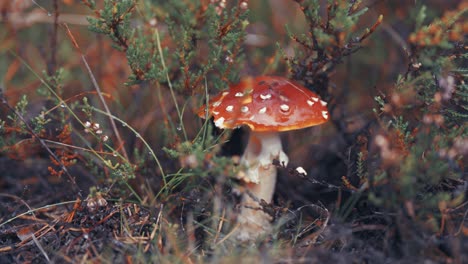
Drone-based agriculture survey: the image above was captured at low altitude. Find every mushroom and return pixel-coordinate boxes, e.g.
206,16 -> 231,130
198,76 -> 329,241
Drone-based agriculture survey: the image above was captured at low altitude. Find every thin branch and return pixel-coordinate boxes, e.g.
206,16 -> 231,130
48,0 -> 59,76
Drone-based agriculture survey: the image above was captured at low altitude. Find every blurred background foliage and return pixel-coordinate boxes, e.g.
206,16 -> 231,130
0,0 -> 466,263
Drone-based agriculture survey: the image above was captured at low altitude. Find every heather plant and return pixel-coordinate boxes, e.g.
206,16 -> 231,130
364,4 -> 467,257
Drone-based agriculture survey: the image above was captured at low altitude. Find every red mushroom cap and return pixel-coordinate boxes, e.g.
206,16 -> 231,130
198,76 -> 329,132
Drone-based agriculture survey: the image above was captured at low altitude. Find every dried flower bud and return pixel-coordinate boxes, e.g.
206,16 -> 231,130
433,114 -> 444,126
391,94 -> 401,106
375,134 -> 388,149
423,114 -> 433,125
96,196 -> 108,207
240,1 -> 248,10
434,92 -> 442,103
179,154 -> 199,169
149,18 -> 157,26
412,62 -> 422,69
453,137 -> 468,156
87,199 -> 97,212
439,75 -> 455,101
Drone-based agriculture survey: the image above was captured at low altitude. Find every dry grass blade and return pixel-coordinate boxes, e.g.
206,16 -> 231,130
63,23 -> 129,161
31,234 -> 51,263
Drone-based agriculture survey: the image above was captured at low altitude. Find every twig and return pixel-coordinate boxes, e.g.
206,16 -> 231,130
274,159 -> 343,190
359,15 -> 383,42
42,139 -> 115,156
454,206 -> 468,236
295,205 -> 330,245
48,0 -> 59,76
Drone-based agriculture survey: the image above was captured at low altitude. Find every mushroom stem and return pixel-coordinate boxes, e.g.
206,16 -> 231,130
236,131 -> 288,241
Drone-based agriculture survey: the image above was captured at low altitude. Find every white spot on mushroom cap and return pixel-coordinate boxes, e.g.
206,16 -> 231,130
222,92 -> 229,96
260,94 -> 272,100
320,100 -> 327,106
226,105 -> 234,112
258,107 -> 267,114
213,101 -> 222,107
322,111 -> 328,119
235,92 -> 244,97
213,111 -> 220,115
280,104 -> 290,111
214,117 -> 225,128
307,100 -> 314,106
241,106 -> 249,113
295,166 -> 307,175
311,97 -> 319,102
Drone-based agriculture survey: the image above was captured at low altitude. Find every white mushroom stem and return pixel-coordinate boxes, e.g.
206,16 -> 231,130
236,131 -> 288,241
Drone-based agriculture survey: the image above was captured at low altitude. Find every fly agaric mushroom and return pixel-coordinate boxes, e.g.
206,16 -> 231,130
198,76 -> 329,241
